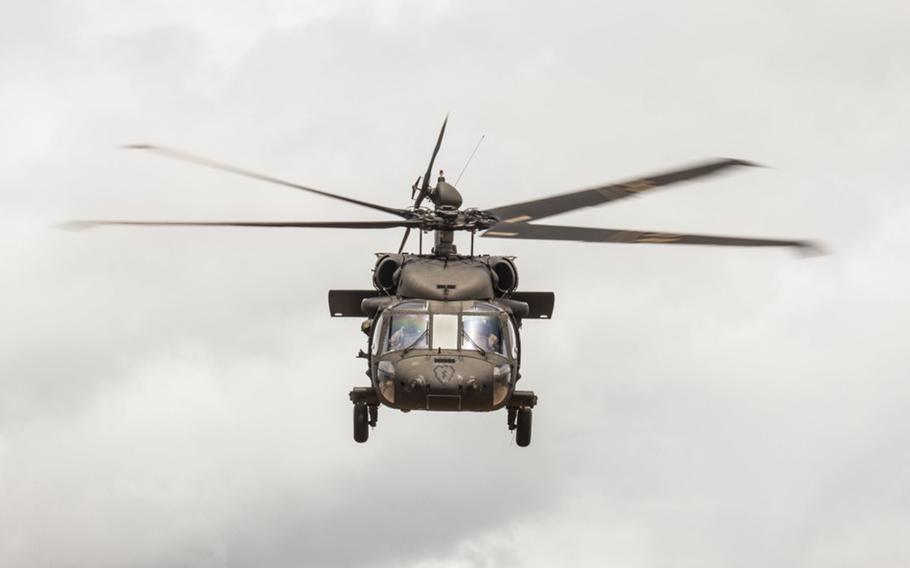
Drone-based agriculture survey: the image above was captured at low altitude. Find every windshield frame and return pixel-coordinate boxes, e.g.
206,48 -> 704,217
377,300 -> 515,359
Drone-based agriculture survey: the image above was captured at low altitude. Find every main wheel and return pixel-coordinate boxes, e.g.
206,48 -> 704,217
516,408 -> 532,447
353,402 -> 369,443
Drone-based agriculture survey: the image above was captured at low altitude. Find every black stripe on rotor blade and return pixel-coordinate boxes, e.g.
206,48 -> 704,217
481,223 -> 819,251
484,158 -> 758,224
123,145 -> 408,218
59,220 -> 423,231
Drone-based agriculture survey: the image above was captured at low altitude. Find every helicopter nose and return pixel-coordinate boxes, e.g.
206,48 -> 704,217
390,356 -> 500,411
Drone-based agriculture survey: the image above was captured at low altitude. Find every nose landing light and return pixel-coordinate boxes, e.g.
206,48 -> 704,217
404,375 -> 426,393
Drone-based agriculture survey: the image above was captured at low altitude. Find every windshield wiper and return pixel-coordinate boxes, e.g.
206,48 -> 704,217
402,329 -> 429,355
461,331 -> 487,357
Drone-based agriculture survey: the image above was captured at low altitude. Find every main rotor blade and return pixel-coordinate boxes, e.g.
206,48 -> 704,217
400,114 -> 448,253
484,158 -> 759,224
124,145 -> 408,218
397,227 -> 413,254
60,219 -> 423,231
414,114 -> 449,209
481,223 -> 820,252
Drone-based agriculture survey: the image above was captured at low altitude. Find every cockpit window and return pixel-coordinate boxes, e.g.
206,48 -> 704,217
371,313 -> 385,354
432,314 -> 459,349
506,316 -> 518,358
380,301 -> 514,357
393,300 -> 428,311
465,301 -> 499,313
385,313 -> 429,351
462,314 -> 504,354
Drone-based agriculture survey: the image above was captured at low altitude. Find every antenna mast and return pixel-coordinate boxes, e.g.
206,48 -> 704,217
455,134 -> 485,186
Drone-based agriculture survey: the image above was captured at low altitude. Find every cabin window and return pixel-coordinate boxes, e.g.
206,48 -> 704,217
432,314 -> 459,350
462,314 -> 505,354
385,313 -> 429,351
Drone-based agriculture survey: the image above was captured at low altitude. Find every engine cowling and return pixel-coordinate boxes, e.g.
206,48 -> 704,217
373,254 -> 402,293
489,257 -> 518,296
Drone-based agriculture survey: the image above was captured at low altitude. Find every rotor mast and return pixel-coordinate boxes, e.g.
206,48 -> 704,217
433,228 -> 457,256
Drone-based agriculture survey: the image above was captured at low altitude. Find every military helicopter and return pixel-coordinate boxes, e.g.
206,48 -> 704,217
67,117 -> 818,447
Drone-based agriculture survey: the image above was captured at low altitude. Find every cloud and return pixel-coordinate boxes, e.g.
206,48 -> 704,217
2,1 -> 910,566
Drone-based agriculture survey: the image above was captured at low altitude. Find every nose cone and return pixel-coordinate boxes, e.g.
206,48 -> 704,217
391,356 -> 501,411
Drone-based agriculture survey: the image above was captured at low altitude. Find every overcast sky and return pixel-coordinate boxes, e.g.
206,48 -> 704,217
2,1 -> 910,566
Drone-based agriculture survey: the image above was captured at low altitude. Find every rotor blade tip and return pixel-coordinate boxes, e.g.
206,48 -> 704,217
729,158 -> 764,168
795,241 -> 826,257
54,221 -> 95,231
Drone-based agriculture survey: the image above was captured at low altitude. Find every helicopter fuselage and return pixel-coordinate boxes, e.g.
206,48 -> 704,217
332,252 -> 552,439
368,298 -> 519,412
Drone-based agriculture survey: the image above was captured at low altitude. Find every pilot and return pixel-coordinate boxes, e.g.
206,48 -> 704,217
388,326 -> 404,350
389,319 -> 423,350
487,332 -> 500,352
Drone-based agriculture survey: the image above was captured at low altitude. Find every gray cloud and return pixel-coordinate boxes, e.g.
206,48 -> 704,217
2,0 -> 910,566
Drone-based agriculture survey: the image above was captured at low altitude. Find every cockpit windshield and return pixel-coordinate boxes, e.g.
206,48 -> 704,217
380,300 -> 514,357
462,314 -> 505,354
385,313 -> 429,351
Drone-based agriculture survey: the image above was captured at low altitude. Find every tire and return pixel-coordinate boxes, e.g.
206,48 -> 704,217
353,402 -> 369,443
516,408 -> 532,447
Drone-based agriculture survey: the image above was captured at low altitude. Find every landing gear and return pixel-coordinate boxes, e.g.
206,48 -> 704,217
516,408 -> 532,447
507,390 -> 537,447
353,402 -> 369,443
350,387 -> 379,443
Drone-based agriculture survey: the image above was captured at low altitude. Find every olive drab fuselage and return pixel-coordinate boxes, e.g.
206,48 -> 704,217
334,253 -> 549,414
369,298 -> 519,412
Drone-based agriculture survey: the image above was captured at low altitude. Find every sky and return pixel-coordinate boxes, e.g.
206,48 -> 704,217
2,1 -> 910,566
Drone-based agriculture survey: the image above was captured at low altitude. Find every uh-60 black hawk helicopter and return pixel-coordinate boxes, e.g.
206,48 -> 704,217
68,117 -> 818,447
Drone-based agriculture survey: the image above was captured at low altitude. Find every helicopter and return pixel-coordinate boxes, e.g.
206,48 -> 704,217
66,117 -> 818,447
